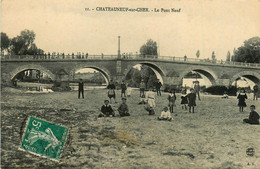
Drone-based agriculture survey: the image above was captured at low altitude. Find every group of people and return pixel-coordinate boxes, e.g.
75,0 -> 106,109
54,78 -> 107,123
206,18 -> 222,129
78,79 -> 259,125
97,79 -> 199,120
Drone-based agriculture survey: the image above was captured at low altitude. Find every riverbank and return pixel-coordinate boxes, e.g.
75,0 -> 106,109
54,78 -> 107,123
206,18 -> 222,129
1,87 -> 260,169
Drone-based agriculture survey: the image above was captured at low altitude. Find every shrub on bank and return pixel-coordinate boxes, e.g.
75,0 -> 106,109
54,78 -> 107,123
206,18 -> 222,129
204,86 -> 237,96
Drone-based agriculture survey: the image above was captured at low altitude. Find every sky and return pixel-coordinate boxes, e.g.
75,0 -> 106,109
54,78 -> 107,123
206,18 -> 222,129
1,0 -> 260,60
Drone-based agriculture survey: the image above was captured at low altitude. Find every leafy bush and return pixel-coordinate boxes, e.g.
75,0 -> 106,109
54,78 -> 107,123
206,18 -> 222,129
163,84 -> 182,93
204,86 -> 237,96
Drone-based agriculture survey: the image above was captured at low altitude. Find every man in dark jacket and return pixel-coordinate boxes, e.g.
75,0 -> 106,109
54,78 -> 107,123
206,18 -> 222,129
121,80 -> 127,97
155,79 -> 162,96
243,105 -> 259,125
78,79 -> 84,99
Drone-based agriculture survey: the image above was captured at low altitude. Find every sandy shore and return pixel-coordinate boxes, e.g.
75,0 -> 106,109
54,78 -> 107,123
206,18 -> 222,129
1,87 -> 260,169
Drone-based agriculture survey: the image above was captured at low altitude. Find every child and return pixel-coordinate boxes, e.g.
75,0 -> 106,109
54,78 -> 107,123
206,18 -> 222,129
181,89 -> 188,110
121,81 -> 127,97
187,88 -> 196,113
168,90 -> 176,113
158,107 -> 173,121
118,97 -> 130,117
138,93 -> 146,104
237,88 -> 247,112
243,105 -> 259,125
145,87 -> 156,115
98,100 -> 115,117
222,91 -> 229,99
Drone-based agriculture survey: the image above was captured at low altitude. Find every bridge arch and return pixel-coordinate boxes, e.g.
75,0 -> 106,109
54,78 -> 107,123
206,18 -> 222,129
180,66 -> 218,86
230,71 -> 260,85
70,65 -> 111,85
123,62 -> 166,84
10,64 -> 55,80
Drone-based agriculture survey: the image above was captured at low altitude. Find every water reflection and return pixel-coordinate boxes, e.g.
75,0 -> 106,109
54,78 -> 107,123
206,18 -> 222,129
69,84 -> 106,91
25,86 -> 54,93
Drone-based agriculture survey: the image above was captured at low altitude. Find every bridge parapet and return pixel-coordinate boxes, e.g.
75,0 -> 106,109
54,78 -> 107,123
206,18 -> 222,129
2,54 -> 260,68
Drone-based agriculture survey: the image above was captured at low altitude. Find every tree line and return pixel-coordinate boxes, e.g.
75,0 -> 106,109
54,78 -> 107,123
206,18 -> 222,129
1,30 -> 44,55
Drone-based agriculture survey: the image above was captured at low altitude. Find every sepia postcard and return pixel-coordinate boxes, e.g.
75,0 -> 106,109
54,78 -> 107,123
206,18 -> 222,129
1,0 -> 260,168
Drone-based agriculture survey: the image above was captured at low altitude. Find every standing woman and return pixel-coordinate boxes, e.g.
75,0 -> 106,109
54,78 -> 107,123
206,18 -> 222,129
168,89 -> 176,113
78,79 -> 84,99
237,88 -> 247,112
187,88 -> 196,113
107,80 -> 117,103
139,79 -> 146,97
253,84 -> 258,100
145,87 -> 156,115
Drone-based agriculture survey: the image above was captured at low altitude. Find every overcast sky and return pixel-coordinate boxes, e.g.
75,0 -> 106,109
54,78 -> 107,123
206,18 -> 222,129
1,0 -> 260,60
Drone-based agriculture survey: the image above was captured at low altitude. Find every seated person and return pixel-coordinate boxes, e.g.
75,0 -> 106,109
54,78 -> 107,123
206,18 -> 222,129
222,91 -> 229,99
138,94 -> 146,104
158,107 -> 173,121
243,105 -> 259,125
118,97 -> 130,117
98,100 -> 115,117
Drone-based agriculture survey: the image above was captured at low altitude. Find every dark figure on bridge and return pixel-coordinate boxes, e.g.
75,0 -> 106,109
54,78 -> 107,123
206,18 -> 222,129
78,79 -> 84,99
237,88 -> 247,112
184,55 -> 187,61
121,81 -> 127,97
155,79 -> 162,96
118,97 -> 130,117
243,105 -> 259,125
193,81 -> 201,100
187,88 -> 196,113
98,100 -> 115,117
253,84 -> 258,100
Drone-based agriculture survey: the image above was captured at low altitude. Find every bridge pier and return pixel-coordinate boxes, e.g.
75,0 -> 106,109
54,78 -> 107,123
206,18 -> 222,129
163,76 -> 181,86
216,78 -> 231,87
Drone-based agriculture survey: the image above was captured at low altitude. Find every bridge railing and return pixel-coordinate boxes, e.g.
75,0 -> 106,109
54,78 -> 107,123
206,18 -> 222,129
1,54 -> 260,68
0,54 -> 118,60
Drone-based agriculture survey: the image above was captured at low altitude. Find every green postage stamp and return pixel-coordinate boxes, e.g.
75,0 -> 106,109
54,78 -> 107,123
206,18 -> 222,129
19,116 -> 69,161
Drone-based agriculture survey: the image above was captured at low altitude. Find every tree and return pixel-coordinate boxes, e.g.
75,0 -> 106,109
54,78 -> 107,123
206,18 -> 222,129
196,50 -> 200,59
226,51 -> 231,61
233,37 -> 260,63
1,32 -> 10,54
10,29 -> 44,55
140,39 -> 158,58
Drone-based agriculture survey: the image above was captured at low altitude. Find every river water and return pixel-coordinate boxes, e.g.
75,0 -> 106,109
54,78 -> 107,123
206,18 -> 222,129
17,78 -> 253,93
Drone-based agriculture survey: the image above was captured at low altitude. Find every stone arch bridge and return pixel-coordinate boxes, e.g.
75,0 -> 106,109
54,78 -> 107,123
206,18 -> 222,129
1,55 -> 260,87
